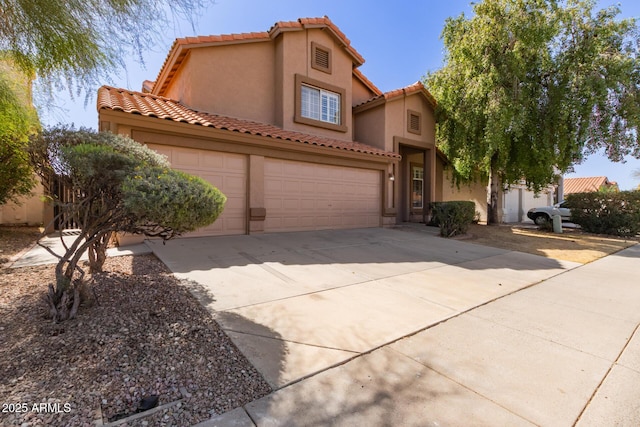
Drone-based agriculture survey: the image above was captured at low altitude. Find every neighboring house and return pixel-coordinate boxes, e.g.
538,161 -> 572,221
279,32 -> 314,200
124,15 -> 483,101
96,17 -> 486,237
501,175 -> 620,224
0,182 -> 46,226
563,176 -> 619,196
502,182 -> 556,223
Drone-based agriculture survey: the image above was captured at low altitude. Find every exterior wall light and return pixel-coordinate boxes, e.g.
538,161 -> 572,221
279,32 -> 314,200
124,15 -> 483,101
389,173 -> 395,181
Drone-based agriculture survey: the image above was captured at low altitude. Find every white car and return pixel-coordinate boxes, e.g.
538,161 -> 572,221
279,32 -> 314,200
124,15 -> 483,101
527,201 -> 572,225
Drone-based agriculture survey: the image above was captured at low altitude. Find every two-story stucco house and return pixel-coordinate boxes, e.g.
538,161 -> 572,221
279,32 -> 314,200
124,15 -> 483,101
97,17 -> 485,237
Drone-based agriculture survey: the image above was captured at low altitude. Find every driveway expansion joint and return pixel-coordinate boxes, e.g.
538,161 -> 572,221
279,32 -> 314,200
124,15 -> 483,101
221,329 -> 361,354
386,346 -> 538,426
573,321 -> 640,425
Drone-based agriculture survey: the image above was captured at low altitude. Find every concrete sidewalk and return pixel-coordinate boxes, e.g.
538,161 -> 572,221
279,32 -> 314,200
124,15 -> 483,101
10,231 -> 151,268
198,241 -> 640,427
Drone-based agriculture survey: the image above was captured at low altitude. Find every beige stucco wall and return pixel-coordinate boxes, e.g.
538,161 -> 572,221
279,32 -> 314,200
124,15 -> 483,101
278,29 -> 354,141
162,53 -> 193,109
435,156 -> 445,201
354,104 -> 385,150
352,75 -> 376,106
440,167 -> 489,223
0,180 -> 45,225
161,28 -> 366,143
383,95 -> 435,153
164,42 -> 276,125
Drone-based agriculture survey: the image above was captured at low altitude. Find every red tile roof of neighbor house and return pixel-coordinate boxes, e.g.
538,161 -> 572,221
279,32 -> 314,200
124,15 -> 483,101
563,176 -> 619,194
354,81 -> 437,110
152,17 -> 365,96
97,86 -> 401,159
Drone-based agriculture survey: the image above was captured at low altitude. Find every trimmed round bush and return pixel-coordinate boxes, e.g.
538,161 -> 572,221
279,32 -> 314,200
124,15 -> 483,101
430,201 -> 476,237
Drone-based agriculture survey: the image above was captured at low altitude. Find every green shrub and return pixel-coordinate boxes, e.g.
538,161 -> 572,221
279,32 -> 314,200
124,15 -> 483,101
566,191 -> 640,237
122,167 -> 226,236
429,201 -> 476,237
28,127 -> 229,321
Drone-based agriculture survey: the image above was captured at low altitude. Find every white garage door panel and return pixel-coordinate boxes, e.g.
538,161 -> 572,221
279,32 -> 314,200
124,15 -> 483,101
264,159 -> 381,232
146,144 -> 247,236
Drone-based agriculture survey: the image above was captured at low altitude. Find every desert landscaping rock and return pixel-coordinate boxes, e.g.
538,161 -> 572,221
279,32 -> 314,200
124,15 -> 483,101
0,254 -> 271,426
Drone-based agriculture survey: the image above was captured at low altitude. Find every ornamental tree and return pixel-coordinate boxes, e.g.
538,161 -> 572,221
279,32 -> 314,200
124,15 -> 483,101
0,59 -> 39,205
0,0 -> 209,204
426,0 -> 640,223
29,127 -> 226,321
0,0 -> 209,97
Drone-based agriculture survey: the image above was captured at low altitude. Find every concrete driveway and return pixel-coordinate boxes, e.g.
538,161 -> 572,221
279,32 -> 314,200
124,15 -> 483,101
148,226 -> 579,389
148,226 -> 640,426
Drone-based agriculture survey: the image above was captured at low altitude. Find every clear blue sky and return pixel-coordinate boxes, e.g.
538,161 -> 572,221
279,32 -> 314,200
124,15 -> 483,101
39,0 -> 640,190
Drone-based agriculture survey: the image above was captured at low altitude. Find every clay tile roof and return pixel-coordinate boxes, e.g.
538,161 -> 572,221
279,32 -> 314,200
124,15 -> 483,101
97,86 -> 400,160
353,69 -> 382,96
354,81 -> 437,110
272,20 -> 300,30
563,176 -> 618,195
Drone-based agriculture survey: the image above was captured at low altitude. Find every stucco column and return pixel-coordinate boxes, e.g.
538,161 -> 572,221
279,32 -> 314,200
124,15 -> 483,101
382,163 -> 397,227
248,155 -> 266,233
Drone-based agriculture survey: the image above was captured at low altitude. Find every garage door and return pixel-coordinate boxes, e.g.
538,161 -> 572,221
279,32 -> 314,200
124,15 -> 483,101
264,158 -> 381,232
146,144 -> 247,236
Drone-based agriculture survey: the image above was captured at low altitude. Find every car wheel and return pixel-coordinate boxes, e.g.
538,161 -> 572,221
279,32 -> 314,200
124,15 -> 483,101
534,213 -> 549,225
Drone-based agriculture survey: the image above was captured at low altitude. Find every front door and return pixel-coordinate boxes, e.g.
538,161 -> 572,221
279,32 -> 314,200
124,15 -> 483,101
396,142 -> 436,225
411,165 -> 424,213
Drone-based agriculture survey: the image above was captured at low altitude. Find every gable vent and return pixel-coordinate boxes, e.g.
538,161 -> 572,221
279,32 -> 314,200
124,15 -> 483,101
407,110 -> 422,135
410,113 -> 420,131
315,48 -> 330,69
311,42 -> 332,74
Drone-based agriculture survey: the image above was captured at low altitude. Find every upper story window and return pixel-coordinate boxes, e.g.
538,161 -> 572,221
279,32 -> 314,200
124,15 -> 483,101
301,85 -> 340,125
294,74 -> 347,133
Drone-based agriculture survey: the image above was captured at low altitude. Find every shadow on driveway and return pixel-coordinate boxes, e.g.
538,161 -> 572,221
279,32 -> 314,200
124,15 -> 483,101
146,227 -> 581,393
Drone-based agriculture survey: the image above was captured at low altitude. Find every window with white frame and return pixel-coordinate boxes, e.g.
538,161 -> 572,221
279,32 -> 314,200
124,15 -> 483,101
301,84 -> 341,125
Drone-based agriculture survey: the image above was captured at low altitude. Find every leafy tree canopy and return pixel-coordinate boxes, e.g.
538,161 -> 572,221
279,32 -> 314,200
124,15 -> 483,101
0,0 -> 208,206
0,58 -> 39,204
0,0 -> 208,95
426,0 -> 640,222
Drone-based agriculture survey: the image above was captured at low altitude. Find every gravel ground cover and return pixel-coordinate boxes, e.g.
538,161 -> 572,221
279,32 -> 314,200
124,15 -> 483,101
0,249 -> 271,427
